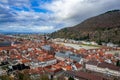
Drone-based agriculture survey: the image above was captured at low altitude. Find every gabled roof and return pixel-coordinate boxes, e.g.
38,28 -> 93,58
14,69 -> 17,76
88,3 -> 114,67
98,62 -> 120,71
74,63 -> 82,69
65,71 -> 106,80
86,60 -> 120,71
86,60 -> 98,65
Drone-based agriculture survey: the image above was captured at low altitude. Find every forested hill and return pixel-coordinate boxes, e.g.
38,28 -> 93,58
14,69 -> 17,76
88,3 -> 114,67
50,10 -> 120,45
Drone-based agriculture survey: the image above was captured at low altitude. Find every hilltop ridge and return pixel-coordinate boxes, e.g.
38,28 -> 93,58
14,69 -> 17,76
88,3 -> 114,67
50,10 -> 120,45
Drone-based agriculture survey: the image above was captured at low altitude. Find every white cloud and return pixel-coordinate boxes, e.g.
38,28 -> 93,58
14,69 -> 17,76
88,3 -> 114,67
0,0 -> 120,32
44,0 -> 120,27
0,2 -> 10,9
45,0 -> 80,19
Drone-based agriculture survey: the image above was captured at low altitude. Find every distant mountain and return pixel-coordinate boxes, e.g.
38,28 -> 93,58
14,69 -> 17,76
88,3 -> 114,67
0,32 -> 46,35
50,10 -> 120,45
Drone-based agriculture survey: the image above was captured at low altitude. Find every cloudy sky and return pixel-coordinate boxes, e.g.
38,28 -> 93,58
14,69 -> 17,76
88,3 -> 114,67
0,0 -> 120,33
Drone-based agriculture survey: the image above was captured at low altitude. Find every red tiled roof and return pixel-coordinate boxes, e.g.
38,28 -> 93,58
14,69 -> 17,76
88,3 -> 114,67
65,71 -> 107,80
21,59 -> 30,63
0,46 -> 15,50
75,63 -> 82,69
98,62 -> 120,71
86,60 -> 120,71
86,60 -> 98,65
65,65 -> 72,70
29,67 -> 44,74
